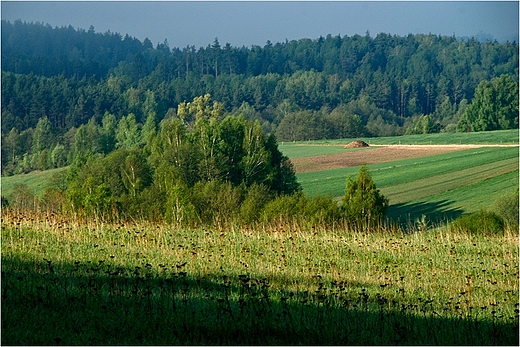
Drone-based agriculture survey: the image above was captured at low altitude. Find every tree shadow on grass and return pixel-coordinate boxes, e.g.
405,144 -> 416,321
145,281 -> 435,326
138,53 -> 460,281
2,256 -> 518,346
388,199 -> 465,230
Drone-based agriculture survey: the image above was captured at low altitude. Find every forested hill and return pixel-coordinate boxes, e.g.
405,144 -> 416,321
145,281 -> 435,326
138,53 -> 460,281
1,20 -> 518,175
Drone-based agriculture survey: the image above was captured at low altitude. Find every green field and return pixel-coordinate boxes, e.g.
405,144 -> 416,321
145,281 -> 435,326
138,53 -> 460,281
295,146 -> 519,223
279,129 -> 519,158
1,167 -> 67,199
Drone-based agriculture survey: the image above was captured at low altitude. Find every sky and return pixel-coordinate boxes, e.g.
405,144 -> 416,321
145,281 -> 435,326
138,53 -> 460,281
1,1 -> 519,49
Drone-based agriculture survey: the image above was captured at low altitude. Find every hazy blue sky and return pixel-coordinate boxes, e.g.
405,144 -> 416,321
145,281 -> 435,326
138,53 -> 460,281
2,1 -> 518,48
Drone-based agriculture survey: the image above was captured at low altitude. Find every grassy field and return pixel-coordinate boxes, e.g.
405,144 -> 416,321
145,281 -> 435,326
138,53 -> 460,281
2,210 -> 518,345
1,167 -> 67,199
2,130 -> 519,344
279,129 -> 519,158
296,146 -> 519,223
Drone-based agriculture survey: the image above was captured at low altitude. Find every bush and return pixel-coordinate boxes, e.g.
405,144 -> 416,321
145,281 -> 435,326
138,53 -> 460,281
240,183 -> 274,224
303,196 -> 342,226
493,189 -> 519,231
1,196 -> 10,209
140,185 -> 166,222
451,210 -> 505,236
342,165 -> 389,228
260,192 -> 308,223
260,193 -> 342,226
40,188 -> 65,213
164,184 -> 198,226
9,184 -> 38,211
191,180 -> 243,226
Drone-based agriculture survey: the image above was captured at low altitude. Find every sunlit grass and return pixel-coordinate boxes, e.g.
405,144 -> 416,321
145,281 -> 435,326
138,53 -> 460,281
1,167 -> 67,198
2,210 -> 518,345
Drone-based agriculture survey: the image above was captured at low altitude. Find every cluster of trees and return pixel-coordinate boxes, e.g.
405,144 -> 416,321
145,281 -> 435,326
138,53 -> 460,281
457,74 -> 519,132
64,95 -> 299,224
1,20 -> 150,78
14,95 -> 386,228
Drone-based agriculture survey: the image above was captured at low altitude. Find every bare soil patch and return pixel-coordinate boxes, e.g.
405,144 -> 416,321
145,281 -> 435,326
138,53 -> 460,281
291,145 -> 473,173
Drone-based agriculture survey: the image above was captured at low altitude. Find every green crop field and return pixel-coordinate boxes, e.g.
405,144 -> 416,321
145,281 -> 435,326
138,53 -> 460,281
388,169 -> 519,223
295,146 -> 519,223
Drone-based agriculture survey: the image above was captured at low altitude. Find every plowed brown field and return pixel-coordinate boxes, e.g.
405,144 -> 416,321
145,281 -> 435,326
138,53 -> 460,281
290,145 -> 484,173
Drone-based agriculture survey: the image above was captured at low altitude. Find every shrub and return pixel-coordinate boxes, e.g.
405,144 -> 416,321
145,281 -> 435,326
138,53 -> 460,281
303,196 -> 342,226
139,185 -> 166,222
492,189 -> 519,231
9,184 -> 38,211
164,184 -> 198,226
240,183 -> 274,224
1,196 -> 10,209
451,210 -> 505,236
191,180 -> 243,226
40,188 -> 65,213
342,165 -> 389,228
82,182 -> 115,219
260,193 -> 342,226
260,192 -> 308,223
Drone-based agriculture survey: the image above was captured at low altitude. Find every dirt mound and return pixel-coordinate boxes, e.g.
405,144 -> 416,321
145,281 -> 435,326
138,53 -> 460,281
344,140 -> 369,148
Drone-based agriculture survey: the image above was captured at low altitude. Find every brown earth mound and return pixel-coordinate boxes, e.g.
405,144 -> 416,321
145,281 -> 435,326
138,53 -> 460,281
344,140 -> 369,148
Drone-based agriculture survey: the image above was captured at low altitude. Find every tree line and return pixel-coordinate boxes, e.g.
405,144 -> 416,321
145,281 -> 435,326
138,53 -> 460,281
1,20 -> 519,176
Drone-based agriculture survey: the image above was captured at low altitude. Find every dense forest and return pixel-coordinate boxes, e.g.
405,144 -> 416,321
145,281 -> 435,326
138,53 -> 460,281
1,20 -> 519,176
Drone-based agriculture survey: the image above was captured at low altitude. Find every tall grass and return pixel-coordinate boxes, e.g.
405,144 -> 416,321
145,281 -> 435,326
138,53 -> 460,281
2,210 -> 518,345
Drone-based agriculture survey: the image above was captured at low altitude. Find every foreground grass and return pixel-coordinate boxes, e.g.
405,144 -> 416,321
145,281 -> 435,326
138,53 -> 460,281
2,210 -> 518,345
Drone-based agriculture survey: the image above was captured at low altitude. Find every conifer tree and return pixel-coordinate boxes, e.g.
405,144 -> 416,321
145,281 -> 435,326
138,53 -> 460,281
342,165 -> 389,228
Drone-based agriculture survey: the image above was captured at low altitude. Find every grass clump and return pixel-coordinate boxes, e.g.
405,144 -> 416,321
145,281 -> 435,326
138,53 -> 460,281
492,189 -> 519,231
450,210 -> 505,236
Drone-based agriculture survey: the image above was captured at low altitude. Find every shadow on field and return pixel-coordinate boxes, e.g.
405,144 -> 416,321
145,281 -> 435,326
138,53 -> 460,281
388,199 -> 464,229
2,256 -> 518,345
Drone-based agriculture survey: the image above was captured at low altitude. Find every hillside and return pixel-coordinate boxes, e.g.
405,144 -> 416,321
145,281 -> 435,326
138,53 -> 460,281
2,21 -> 519,178
278,130 -> 519,223
1,167 -> 67,199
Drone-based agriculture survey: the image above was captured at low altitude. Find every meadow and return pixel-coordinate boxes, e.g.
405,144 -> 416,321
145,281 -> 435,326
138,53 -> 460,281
2,210 -> 518,345
1,167 -> 67,199
293,146 -> 519,224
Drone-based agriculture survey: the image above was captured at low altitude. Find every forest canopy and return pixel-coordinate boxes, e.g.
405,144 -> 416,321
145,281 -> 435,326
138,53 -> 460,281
1,20 -> 519,176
